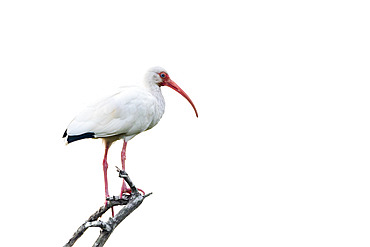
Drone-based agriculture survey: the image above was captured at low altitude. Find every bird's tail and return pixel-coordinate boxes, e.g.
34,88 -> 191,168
63,129 -> 95,144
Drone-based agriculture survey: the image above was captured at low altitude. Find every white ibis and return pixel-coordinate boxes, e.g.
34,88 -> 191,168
63,67 -> 198,205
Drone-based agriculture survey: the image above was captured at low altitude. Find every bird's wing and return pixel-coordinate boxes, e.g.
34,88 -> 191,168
66,86 -> 156,138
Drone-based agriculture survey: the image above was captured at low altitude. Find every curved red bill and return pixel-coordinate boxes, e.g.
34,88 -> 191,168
164,79 -> 198,118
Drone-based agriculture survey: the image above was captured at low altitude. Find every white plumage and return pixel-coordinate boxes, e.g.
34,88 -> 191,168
64,67 -> 170,143
66,86 -> 164,142
63,66 -> 197,213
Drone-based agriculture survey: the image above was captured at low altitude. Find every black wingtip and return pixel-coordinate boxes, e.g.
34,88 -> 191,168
65,132 -> 95,144
63,129 -> 67,138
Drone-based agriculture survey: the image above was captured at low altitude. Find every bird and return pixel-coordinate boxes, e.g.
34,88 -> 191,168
63,66 -> 198,207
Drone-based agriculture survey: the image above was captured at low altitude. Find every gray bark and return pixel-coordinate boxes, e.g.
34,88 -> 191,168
63,167 -> 151,247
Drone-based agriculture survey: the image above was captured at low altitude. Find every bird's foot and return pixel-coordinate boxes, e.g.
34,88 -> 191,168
115,166 -> 145,198
120,188 -> 146,197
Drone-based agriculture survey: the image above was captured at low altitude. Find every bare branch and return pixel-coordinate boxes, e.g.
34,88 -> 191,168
92,193 -> 145,247
63,169 -> 151,247
115,166 -> 138,194
85,220 -> 112,232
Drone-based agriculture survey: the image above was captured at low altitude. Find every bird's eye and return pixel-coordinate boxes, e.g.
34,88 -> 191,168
160,73 -> 166,78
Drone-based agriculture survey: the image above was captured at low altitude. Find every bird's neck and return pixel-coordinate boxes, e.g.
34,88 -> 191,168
150,85 -> 165,110
141,83 -> 165,129
142,73 -> 166,114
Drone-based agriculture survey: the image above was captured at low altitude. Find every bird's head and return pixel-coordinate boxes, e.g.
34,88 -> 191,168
147,67 -> 198,118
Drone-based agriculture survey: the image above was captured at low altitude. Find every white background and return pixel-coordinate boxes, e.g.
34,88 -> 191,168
1,0 -> 369,246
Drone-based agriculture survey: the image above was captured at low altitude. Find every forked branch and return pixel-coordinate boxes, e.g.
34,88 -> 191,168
64,168 -> 151,247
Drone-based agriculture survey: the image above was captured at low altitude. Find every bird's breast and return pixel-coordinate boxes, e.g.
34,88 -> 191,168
113,87 -> 165,137
146,89 -> 165,130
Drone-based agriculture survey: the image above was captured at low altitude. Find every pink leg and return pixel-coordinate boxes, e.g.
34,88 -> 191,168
103,144 -> 110,200
103,142 -> 114,216
120,140 -> 129,198
120,140 -> 145,197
